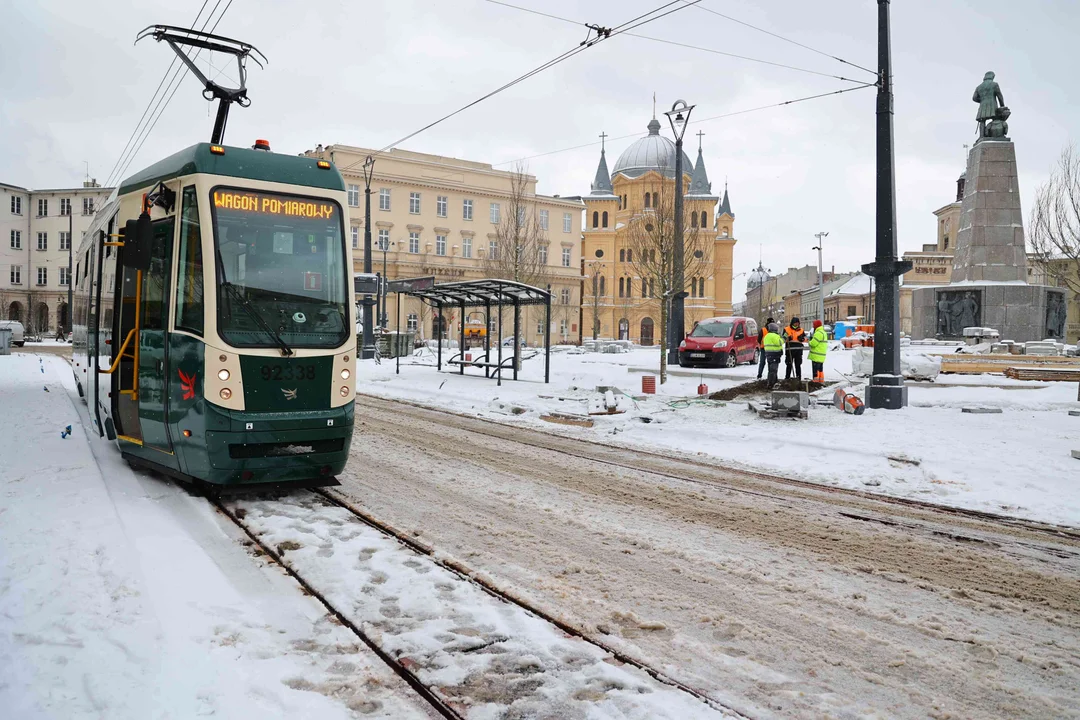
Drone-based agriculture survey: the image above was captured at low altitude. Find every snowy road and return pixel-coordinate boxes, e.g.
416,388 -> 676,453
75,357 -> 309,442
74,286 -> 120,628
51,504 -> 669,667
343,394 -> 1080,719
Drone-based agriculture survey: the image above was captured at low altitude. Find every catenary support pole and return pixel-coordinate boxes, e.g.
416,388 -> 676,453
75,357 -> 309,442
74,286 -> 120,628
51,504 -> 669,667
459,299 -> 466,375
395,291 -> 401,375
436,301 -> 442,372
862,0 -> 912,409
668,137 -> 686,366
544,294 -> 551,384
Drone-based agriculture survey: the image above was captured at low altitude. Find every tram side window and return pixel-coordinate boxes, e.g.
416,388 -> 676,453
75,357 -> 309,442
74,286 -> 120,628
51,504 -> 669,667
175,186 -> 204,335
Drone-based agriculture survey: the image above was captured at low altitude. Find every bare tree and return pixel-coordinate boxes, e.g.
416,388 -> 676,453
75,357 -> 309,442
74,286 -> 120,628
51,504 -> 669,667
1030,145 -> 1080,312
483,162 -> 547,288
624,171 -> 713,383
585,262 -> 606,340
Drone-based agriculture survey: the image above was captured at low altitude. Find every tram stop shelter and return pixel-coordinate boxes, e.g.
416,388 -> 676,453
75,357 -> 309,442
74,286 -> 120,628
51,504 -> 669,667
395,278 -> 551,385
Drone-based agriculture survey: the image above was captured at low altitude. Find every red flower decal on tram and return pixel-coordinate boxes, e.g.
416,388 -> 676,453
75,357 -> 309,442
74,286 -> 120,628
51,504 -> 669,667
178,369 -> 197,400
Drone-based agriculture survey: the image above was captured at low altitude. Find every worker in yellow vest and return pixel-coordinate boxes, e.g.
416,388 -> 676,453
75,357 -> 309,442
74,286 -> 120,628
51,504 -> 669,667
762,322 -> 785,387
808,319 -> 828,382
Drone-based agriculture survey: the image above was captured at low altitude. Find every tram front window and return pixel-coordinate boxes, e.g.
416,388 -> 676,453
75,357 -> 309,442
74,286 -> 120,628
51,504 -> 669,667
211,188 -> 349,349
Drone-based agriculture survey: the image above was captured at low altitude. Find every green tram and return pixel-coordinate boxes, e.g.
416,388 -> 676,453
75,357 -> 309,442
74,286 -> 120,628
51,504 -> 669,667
72,142 -> 356,490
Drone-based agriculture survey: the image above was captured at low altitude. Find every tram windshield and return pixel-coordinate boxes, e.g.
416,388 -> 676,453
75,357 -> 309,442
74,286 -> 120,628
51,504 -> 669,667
211,187 -> 349,349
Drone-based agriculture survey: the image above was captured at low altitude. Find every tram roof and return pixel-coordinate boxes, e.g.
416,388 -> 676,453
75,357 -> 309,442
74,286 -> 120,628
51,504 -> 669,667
119,143 -> 346,196
405,279 -> 551,307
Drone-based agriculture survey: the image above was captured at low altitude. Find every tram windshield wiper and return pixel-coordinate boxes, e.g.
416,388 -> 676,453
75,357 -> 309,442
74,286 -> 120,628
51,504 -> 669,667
221,281 -> 294,357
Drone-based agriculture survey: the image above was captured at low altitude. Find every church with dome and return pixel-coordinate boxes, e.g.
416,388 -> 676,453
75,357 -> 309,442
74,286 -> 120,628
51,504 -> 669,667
581,115 -> 737,345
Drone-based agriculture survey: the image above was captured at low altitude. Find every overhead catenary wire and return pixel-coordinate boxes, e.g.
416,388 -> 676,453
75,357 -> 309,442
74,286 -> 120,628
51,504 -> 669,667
483,0 -> 868,84
102,0 -> 212,189
492,81 -> 878,167
681,0 -> 878,78
339,0 -> 704,173
110,0 -> 236,186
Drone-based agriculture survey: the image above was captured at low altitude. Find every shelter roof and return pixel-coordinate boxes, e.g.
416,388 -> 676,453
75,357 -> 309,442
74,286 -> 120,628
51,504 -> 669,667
405,279 -> 551,307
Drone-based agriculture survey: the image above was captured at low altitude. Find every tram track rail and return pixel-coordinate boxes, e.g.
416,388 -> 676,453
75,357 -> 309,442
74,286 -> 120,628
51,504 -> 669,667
355,393 -> 1080,551
212,489 -> 746,719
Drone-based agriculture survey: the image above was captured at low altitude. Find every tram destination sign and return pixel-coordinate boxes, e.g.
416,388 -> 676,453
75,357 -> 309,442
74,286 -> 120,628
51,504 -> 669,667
386,276 -> 436,294
213,189 -> 337,220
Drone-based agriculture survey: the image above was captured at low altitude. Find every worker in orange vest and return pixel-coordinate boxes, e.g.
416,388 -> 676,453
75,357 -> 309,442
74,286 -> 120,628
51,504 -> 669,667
756,317 -> 774,379
783,317 -> 807,380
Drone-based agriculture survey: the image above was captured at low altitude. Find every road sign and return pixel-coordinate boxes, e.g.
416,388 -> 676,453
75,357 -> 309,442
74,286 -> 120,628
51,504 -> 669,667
354,272 -> 380,295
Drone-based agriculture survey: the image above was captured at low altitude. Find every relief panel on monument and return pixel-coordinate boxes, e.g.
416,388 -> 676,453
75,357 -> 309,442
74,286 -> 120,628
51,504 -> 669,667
1045,291 -> 1067,339
935,289 -> 981,337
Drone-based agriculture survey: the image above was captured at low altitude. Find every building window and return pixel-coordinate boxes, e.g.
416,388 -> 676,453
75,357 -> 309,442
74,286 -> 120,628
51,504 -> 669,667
60,198 -> 71,216
37,198 -> 48,217
627,249 -> 633,262
592,211 -> 598,228
82,197 -> 95,215
539,245 -> 547,265
691,212 -> 698,228
644,193 -> 650,209
347,184 -> 360,207
599,275 -> 606,296
407,313 -> 418,332
59,267 -> 70,286
37,267 -> 47,286
618,277 -> 624,298
379,188 -> 391,211
847,305 -> 857,316
561,288 -> 571,305
943,236 -> 950,250
435,234 -> 447,256
59,231 -> 71,250
10,265 -> 21,284
563,212 -> 571,233
490,203 -> 500,224
436,195 -> 447,218
351,226 -> 359,249
463,198 -> 474,220
409,232 -> 420,254
539,209 -> 549,230
10,196 -> 21,215
602,211 -> 608,228
10,230 -> 21,249
37,232 -> 47,251
562,247 -> 571,267
619,249 -> 625,262
407,192 -> 420,215
378,228 -> 390,251
537,320 -> 544,334
560,318 -> 568,336
488,240 -> 498,260
701,211 -> 708,228
626,277 -> 633,297
652,193 -> 658,208
720,226 -> 730,238
462,236 -> 472,258
516,206 -> 525,225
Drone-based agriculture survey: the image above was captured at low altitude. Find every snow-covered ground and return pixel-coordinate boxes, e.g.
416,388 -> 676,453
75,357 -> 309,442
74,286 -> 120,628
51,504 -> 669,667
358,345 -> 1080,527
0,353 -> 436,718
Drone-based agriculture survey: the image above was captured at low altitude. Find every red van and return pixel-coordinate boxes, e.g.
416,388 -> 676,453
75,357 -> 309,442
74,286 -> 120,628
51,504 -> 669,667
678,316 -> 759,368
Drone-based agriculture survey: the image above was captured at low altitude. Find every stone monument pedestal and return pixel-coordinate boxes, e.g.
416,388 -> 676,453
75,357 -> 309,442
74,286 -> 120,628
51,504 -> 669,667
911,139 -> 1069,343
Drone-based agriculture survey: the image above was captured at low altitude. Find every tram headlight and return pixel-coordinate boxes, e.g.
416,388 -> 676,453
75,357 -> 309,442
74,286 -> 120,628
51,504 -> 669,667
339,386 -> 350,397
340,368 -> 350,380
218,369 -> 230,381
220,388 -> 232,400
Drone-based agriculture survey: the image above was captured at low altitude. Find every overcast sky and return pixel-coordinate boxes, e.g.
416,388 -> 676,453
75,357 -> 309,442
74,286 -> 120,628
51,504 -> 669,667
2,0 -> 1076,301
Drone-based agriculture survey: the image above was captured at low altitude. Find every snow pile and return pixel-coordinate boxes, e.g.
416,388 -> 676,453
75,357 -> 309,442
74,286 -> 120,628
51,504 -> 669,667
851,347 -> 941,380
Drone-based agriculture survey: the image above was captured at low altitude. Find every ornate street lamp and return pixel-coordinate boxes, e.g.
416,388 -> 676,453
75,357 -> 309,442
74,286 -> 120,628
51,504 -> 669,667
664,99 -> 695,364
360,155 -> 377,359
813,231 -> 828,328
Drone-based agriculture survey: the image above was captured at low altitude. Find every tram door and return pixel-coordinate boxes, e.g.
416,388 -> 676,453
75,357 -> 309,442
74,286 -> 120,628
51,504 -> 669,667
112,217 -> 174,449
136,218 -> 175,451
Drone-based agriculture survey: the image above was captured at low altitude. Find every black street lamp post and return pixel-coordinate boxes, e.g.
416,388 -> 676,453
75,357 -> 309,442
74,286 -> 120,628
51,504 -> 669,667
861,0 -> 912,409
380,237 -> 394,327
66,207 -> 73,335
360,156 -> 377,359
664,99 -> 694,365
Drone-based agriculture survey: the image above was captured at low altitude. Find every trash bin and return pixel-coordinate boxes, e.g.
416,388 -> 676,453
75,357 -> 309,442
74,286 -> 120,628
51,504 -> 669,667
0,327 -> 11,356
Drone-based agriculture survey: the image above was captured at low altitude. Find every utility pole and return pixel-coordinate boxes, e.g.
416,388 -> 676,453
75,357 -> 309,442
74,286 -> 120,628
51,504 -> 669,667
813,231 -> 827,329
861,0 -> 912,409
360,156 -> 376,359
664,99 -> 695,365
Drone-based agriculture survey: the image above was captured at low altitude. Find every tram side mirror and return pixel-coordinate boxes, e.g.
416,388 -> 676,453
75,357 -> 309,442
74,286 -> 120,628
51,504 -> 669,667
121,212 -> 153,271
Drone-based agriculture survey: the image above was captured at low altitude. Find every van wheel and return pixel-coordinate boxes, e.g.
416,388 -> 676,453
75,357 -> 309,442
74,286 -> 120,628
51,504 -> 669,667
725,351 -> 738,368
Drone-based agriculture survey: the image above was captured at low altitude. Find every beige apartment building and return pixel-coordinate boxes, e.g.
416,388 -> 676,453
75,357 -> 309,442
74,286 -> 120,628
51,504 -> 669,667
0,180 -> 113,334
305,145 -> 584,344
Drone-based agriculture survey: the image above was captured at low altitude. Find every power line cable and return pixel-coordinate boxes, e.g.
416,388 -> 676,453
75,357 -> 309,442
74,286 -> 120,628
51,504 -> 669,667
492,81 -> 877,167
682,0 -> 878,78
340,0 -> 703,172
112,0 -> 236,185
103,0 -> 211,188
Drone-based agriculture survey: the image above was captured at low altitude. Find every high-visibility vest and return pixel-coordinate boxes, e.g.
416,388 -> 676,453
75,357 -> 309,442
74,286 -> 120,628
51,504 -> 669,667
808,326 -> 828,363
784,325 -> 806,348
763,331 -> 784,352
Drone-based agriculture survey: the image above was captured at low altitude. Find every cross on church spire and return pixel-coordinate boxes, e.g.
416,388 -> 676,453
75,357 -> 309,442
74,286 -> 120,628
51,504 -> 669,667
696,130 -> 705,151
652,92 -> 656,120
599,131 -> 608,152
